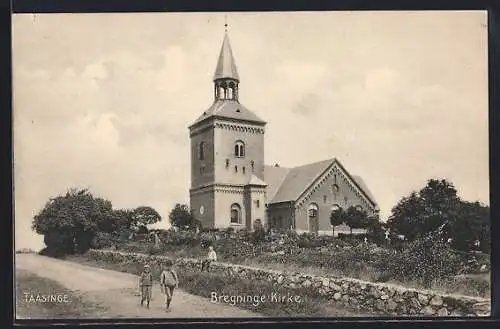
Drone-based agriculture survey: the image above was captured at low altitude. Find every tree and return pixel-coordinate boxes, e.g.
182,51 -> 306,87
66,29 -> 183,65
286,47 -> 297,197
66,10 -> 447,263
364,213 -> 385,243
387,192 -> 426,240
344,206 -> 368,235
168,204 -> 199,231
387,179 -> 490,253
110,208 -> 134,241
32,188 -> 113,256
330,207 -> 345,236
387,179 -> 460,240
448,201 -> 490,253
131,206 -> 162,231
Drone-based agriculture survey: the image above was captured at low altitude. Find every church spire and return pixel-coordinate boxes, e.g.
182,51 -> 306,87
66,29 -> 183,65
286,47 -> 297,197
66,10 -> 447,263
213,21 -> 240,101
213,31 -> 240,82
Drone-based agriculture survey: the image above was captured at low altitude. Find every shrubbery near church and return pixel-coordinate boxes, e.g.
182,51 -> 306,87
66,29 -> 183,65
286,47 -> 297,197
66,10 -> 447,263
32,188 -> 162,257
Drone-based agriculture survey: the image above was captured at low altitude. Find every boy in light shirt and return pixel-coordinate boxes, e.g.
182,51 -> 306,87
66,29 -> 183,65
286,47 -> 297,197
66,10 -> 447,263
160,261 -> 179,312
201,246 -> 217,272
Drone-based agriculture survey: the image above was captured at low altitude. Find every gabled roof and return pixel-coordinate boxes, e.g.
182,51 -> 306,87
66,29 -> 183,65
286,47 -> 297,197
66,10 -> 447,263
213,32 -> 240,81
350,175 -> 377,208
263,165 -> 291,201
268,159 -> 333,204
264,158 -> 378,208
190,100 -> 266,128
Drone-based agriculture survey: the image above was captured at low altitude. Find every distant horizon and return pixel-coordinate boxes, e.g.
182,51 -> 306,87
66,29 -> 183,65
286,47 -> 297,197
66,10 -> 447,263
16,174 -> 489,252
13,11 -> 489,250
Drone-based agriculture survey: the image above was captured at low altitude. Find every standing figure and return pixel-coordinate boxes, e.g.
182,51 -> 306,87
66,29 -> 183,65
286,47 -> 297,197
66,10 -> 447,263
160,261 -> 179,312
154,232 -> 161,249
201,246 -> 217,272
139,265 -> 153,308
384,229 -> 391,249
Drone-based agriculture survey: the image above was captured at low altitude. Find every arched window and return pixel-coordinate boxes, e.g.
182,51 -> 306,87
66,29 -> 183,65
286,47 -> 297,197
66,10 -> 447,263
230,203 -> 242,224
323,195 -> 327,203
198,142 -> 205,160
234,140 -> 245,157
308,203 -> 319,218
332,184 -> 339,193
228,82 -> 235,100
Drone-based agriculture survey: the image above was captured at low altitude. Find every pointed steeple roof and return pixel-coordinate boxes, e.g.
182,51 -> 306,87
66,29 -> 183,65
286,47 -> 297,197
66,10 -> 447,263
213,32 -> 240,81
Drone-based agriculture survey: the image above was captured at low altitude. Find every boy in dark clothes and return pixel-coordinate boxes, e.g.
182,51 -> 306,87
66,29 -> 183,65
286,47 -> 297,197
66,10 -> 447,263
139,265 -> 153,308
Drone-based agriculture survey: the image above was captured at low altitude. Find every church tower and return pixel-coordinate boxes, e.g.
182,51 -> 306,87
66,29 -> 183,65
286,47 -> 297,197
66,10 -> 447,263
188,28 -> 267,231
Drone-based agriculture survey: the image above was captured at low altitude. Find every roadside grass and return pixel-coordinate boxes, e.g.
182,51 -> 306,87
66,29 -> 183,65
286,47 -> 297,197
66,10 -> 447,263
67,255 -> 379,317
108,245 -> 491,299
15,269 -> 109,319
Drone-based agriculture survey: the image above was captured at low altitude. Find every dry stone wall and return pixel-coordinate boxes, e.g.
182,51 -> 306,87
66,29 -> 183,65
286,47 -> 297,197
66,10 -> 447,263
87,249 -> 490,317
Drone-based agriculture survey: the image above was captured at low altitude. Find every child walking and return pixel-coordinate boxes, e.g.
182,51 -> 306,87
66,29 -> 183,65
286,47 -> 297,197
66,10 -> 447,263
139,264 -> 153,308
160,261 -> 179,312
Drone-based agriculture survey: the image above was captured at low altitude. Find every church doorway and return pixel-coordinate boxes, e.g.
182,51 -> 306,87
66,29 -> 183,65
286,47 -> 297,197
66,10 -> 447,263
308,203 -> 319,234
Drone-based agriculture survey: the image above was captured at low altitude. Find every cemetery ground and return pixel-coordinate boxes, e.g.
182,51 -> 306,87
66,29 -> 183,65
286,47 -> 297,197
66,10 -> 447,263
103,230 -> 491,300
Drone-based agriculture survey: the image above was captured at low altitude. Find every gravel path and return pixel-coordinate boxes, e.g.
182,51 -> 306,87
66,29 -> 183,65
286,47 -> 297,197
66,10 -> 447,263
16,253 -> 262,319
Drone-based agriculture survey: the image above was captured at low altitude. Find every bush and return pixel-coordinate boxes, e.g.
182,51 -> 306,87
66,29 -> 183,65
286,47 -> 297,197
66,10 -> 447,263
145,244 -> 162,256
200,232 -> 216,248
374,237 -> 464,285
161,230 -> 201,247
91,232 -> 116,249
251,225 -> 266,244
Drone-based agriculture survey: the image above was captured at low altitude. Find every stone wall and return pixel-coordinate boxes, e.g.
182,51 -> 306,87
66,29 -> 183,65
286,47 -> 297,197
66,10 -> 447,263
87,249 -> 490,317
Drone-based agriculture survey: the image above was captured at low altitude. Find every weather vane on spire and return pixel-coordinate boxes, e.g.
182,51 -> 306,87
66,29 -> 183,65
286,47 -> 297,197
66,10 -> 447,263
224,14 -> 228,32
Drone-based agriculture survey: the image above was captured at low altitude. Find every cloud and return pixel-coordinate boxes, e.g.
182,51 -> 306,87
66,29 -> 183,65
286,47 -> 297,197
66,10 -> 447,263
291,93 -> 323,116
13,45 -> 201,250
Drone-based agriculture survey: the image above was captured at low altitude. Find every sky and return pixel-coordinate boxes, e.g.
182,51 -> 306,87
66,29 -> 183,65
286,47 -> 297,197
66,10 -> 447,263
12,11 -> 489,251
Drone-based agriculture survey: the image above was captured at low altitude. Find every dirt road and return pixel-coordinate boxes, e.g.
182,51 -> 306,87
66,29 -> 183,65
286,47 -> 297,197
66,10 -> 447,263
16,253 -> 261,319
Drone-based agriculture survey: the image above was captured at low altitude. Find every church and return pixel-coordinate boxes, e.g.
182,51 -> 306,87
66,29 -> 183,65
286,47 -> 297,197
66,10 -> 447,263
188,30 -> 379,235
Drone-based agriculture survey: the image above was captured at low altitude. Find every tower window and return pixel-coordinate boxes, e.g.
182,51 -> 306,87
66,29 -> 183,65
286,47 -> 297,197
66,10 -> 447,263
198,142 -> 205,160
234,140 -> 245,157
256,200 -> 260,208
251,160 -> 254,172
235,165 -> 238,173
323,195 -> 327,203
242,166 -> 246,174
230,203 -> 242,224
226,159 -> 229,168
